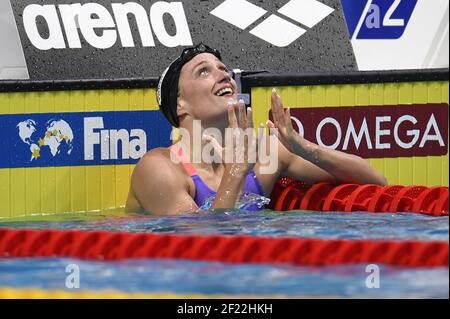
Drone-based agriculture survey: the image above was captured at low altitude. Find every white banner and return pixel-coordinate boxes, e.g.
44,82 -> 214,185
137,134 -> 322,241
0,0 -> 29,79
344,0 -> 449,70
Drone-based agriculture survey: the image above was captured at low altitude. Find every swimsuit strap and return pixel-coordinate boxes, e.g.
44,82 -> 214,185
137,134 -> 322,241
168,145 -> 197,177
168,145 -> 265,210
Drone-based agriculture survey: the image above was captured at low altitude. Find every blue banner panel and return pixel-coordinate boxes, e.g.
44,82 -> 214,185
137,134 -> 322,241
0,111 -> 172,168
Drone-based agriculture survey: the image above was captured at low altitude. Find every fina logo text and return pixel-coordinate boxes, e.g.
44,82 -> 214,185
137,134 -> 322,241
22,1 -> 193,50
84,117 -> 146,161
16,116 -> 147,162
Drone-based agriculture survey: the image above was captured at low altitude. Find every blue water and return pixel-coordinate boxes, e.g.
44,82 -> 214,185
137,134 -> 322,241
1,210 -> 448,241
0,210 -> 448,298
0,258 -> 447,298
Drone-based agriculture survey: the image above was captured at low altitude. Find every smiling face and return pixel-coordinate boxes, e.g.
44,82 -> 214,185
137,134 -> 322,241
177,53 -> 238,128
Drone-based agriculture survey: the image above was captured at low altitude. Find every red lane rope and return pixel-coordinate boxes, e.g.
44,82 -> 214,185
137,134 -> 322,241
269,178 -> 449,216
0,228 -> 447,267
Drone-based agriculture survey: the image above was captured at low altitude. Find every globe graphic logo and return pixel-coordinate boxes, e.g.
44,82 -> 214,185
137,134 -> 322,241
17,119 -> 74,161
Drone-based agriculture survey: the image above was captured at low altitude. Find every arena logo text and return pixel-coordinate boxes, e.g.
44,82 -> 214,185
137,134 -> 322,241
22,1 -> 193,50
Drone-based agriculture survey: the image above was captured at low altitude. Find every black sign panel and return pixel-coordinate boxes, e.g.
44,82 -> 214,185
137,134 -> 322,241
11,0 -> 357,80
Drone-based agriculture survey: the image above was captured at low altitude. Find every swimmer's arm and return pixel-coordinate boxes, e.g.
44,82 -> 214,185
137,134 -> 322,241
269,89 -> 387,186
127,153 -> 198,215
279,139 -> 388,185
210,101 -> 254,209
211,167 -> 247,209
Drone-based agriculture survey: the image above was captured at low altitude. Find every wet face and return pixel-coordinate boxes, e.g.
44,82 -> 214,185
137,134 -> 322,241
177,53 -> 237,127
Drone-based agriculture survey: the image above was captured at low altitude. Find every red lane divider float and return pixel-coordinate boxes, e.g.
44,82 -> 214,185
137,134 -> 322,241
269,178 -> 449,216
0,228 -> 447,267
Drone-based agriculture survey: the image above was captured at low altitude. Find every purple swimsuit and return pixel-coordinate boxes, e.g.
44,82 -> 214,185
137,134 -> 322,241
169,146 -> 265,211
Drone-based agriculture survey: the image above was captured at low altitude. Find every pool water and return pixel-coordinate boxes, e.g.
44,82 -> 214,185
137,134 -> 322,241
1,209 -> 448,241
0,258 -> 448,298
0,209 -> 448,298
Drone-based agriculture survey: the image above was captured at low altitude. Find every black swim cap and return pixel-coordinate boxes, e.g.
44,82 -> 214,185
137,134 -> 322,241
157,43 -> 222,128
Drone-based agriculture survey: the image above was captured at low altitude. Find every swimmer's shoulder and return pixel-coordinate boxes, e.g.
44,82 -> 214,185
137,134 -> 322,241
131,147 -> 192,191
139,147 -> 173,163
134,147 -> 182,178
126,147 -> 193,213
